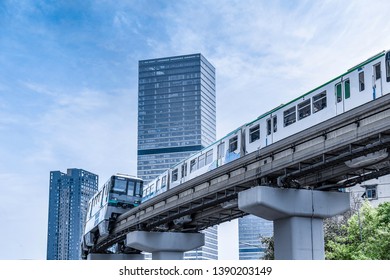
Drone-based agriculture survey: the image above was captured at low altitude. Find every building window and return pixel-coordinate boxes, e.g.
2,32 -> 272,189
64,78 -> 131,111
229,136 -> 238,152
359,71 -> 365,91
298,99 -> 311,120
283,106 -> 296,127
365,185 -> 377,199
249,124 -> 260,142
313,91 -> 327,113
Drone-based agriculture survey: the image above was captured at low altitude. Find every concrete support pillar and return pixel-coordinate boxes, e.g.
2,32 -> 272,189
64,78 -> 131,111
87,253 -> 144,260
238,186 -> 350,260
126,231 -> 205,260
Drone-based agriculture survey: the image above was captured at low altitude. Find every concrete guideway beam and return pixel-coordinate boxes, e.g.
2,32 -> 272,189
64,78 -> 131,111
238,186 -> 350,260
126,231 -> 205,260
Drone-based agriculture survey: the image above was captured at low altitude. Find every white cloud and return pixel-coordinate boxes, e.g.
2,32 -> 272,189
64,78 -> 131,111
154,0 -> 390,137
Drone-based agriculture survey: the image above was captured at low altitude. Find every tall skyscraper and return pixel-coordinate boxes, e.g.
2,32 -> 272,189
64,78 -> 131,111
137,53 -> 217,260
46,168 -> 98,260
137,53 -> 216,183
238,216 -> 273,260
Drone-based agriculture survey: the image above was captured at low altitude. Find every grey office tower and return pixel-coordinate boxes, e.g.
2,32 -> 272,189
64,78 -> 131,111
137,53 -> 216,183
137,54 -> 217,259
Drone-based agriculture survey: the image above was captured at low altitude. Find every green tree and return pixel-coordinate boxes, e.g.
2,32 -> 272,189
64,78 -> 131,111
260,201 -> 390,260
260,235 -> 274,260
326,201 -> 390,260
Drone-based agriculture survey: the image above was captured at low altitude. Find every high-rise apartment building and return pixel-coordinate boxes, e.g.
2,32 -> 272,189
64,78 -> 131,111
137,53 -> 217,260
137,53 -> 216,183
46,168 -> 98,260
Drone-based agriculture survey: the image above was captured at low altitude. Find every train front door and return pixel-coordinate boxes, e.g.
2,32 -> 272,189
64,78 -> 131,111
265,115 -> 277,146
335,78 -> 351,115
335,81 -> 344,115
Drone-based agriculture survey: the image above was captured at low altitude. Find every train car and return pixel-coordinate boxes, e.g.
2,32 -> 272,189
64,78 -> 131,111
142,49 -> 390,203
82,174 -> 143,253
141,170 -> 169,203
245,50 -> 390,153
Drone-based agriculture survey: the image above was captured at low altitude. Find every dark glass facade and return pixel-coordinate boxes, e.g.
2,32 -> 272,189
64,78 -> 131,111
46,168 -> 98,260
137,53 -> 217,260
137,53 -> 216,183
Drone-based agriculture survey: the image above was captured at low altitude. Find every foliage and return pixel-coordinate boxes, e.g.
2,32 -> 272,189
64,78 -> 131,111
260,235 -> 274,260
259,199 -> 390,260
325,201 -> 390,260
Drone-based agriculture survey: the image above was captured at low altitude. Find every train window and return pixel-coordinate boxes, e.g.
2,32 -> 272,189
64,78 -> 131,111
172,169 -> 178,182
387,58 -> 390,82
283,106 -> 296,127
181,163 -> 187,178
205,150 -> 213,164
313,91 -> 327,113
298,99 -> 311,120
88,202 -> 92,218
374,63 -> 381,80
135,182 -> 142,196
190,159 -> 197,172
336,83 -> 342,103
359,71 -> 365,91
142,188 -> 149,197
146,187 -> 151,196
344,79 -> 351,99
151,184 -> 156,195
229,136 -> 238,152
98,192 -> 102,206
266,119 -> 271,135
273,115 -> 277,132
198,154 -> 206,169
250,124 -> 260,142
127,181 -> 135,196
162,176 -> 167,186
217,143 -> 225,159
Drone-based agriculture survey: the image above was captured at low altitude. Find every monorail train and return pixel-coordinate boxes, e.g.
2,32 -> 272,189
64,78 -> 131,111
142,49 -> 390,201
82,174 -> 143,254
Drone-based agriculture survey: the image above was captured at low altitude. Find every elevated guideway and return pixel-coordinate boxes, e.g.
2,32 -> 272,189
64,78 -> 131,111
91,94 -> 390,255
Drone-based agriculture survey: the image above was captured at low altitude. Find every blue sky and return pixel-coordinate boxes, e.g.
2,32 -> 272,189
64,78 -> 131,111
1,0 -> 390,259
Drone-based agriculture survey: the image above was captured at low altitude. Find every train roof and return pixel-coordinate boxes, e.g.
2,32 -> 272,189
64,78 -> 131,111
148,49 -> 388,180
114,173 -> 143,181
246,50 -> 387,127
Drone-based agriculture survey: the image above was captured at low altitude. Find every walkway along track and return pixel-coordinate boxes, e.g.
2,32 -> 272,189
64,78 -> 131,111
92,93 -> 390,253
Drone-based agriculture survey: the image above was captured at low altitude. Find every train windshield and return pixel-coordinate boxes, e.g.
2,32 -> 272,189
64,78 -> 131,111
386,51 -> 390,82
135,181 -> 143,196
127,181 -> 135,196
112,178 -> 127,193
